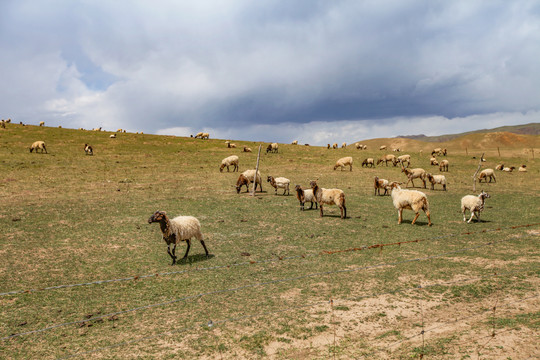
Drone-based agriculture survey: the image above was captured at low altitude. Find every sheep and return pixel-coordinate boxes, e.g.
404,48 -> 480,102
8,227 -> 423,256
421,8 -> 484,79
310,180 -> 346,219
379,145 -> 387,150
426,173 -> 447,191
362,145 -> 367,150
334,156 -> 353,171
401,167 -> 427,188
110,134 -> 116,138
39,121 -> 44,126
376,154 -> 397,166
341,142 -> 347,148
266,143 -> 278,153
362,158 -> 375,168
236,169 -> 262,193
502,166 -> 516,172
294,185 -> 318,211
0,120 -> 5,129
29,141 -> 47,154
461,190 -> 490,223
291,140 -> 298,145
194,132 -> 204,138
116,128 -> 123,132
518,165 -> 527,172
148,211 -> 209,265
374,176 -> 390,196
495,164 -> 504,171
327,144 -> 331,149
267,176 -> 290,195
397,154 -> 411,167
201,132 -> 209,139
6,118 -> 11,123
431,148 -> 447,156
219,155 -> 239,172
84,143 -> 93,156
388,182 -> 432,226
439,159 -> 449,172
430,157 -> 439,166
93,127 -> 102,131
355,143 -> 367,150
392,148 -> 401,152
332,143 -> 338,149
478,169 -> 496,183
243,146 -> 252,153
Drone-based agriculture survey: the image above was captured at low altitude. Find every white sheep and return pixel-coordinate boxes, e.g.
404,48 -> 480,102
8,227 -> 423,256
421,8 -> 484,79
201,132 -> 209,139
310,180 -> 346,219
461,190 -> 490,223
439,159 -> 449,172
117,128 -> 123,132
236,169 -> 262,193
266,142 -> 279,153
379,145 -> 387,150
388,182 -> 432,226
518,165 -> 527,172
148,211 -> 210,265
294,185 -> 318,211
502,166 -> 516,172
341,142 -> 347,148
495,164 -> 504,171
39,121 -> 44,126
29,141 -> 47,154
267,175 -> 290,195
334,156 -> 353,171
426,173 -> 447,191
332,143 -> 338,149
291,140 -> 298,145
243,146 -> 252,153
401,167 -> 427,188
377,154 -> 397,166
430,157 -> 439,166
194,132 -> 204,138
110,134 -> 116,138
219,155 -> 239,172
84,143 -> 93,156
397,154 -> 411,167
362,158 -> 375,168
93,127 -> 102,131
478,169 -> 496,183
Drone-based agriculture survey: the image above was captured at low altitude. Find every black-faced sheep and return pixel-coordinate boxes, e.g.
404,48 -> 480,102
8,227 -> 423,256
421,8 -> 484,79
266,143 -> 278,153
426,173 -> 446,191
194,132 -> 204,138
332,143 -> 338,149
518,165 -> 527,172
402,167 -> 427,188
362,158 -> 375,168
39,121 -> 44,126
29,141 -> 47,154
201,132 -> 209,139
243,146 -> 252,153
310,180 -> 346,219
295,185 -> 318,211
84,143 -> 93,156
236,169 -> 262,193
502,166 -> 516,172
478,169 -> 496,183
374,176 -> 390,196
495,164 -> 504,171
148,211 -> 209,265
334,156 -> 353,171
379,145 -> 387,150
461,190 -> 490,223
341,142 -> 347,148
430,157 -> 439,166
291,140 -> 298,145
267,176 -> 290,195
388,182 -> 432,226
220,155 -> 239,172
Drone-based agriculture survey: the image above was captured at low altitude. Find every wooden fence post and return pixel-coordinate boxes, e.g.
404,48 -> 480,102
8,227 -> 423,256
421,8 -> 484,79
251,145 -> 262,196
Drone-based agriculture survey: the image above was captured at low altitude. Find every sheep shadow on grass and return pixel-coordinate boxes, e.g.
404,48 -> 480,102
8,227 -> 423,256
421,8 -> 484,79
175,253 -> 215,265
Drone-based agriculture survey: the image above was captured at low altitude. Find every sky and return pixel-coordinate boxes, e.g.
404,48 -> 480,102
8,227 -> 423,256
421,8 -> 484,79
1,0 -> 539,145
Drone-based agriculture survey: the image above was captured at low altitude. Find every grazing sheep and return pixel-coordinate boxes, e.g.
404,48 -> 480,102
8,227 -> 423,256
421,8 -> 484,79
117,128 -> 123,132
439,159 -> 449,172
332,143 -> 338,149
478,169 -> 496,183
29,141 -> 47,154
461,190 -> 490,223
310,180 -> 346,219
374,176 -> 390,196
267,176 -> 290,195
426,173 -> 447,191
0,120 -> 5,129
266,143 -> 278,153
379,145 -> 387,150
294,185 -> 318,211
201,132 -> 209,139
430,157 -> 439,166
341,142 -> 347,148
327,144 -> 331,149
93,127 -> 102,131
392,148 -> 401,152
84,143 -> 93,156
502,166 -> 516,172
110,134 -> 116,138
388,182 -> 432,226
334,156 -> 353,171
148,211 -> 209,265
219,155 -> 239,172
397,154 -> 411,167
431,148 -> 447,156
194,132 -> 204,138
243,146 -> 252,153
39,121 -> 44,126
6,119 -> 11,123
236,169 -> 262,193
518,165 -> 527,172
495,164 -> 504,171
291,140 -> 298,145
362,158 -> 375,168
376,154 -> 397,166
402,167 -> 427,188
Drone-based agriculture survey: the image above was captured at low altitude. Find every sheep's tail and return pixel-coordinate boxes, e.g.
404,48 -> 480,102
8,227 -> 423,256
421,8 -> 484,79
421,196 -> 429,212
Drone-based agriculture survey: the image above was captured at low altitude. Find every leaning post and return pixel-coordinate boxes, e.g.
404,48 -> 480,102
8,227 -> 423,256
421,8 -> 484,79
472,152 -> 485,192
251,144 -> 262,196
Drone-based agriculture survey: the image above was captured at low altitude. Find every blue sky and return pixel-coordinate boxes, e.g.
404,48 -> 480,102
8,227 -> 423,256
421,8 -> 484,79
1,0 -> 539,145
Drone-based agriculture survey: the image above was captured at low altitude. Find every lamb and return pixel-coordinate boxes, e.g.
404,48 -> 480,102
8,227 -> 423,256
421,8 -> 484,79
294,185 -> 318,211
219,155 -> 239,172
236,169 -> 262,193
266,143 -> 278,153
478,169 -> 496,183
461,190 -> 490,223
29,141 -> 47,154
374,176 -> 390,196
39,121 -> 44,126
243,146 -> 252,153
310,180 -> 346,219
148,211 -> 209,265
518,165 -> 527,172
291,140 -> 298,145
334,156 -> 353,171
439,159 -> 449,172
397,154 -> 411,167
388,182 -> 432,226
362,158 -> 375,168
401,167 -> 427,188
426,173 -> 447,191
502,166 -> 516,172
430,157 -> 439,166
376,154 -> 397,166
84,143 -> 94,156
267,176 -> 290,195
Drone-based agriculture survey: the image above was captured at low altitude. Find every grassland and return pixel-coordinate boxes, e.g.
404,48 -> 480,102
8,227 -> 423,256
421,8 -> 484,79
0,124 -> 539,359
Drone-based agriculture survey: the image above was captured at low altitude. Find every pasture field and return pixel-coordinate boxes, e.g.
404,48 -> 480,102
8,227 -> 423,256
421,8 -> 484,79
0,124 -> 539,359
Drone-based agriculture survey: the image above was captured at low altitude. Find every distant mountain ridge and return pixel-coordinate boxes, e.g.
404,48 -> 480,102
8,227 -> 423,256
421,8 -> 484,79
396,122 -> 540,142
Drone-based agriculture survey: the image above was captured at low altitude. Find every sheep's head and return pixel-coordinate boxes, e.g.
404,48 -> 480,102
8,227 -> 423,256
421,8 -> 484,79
267,176 -> 273,183
309,180 -> 318,189
479,190 -> 490,200
148,211 -> 167,224
295,184 -> 302,191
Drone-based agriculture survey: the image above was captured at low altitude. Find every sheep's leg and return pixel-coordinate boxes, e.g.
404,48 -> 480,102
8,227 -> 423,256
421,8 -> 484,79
425,210 -> 432,226
199,239 -> 210,257
463,211 -> 467,222
411,212 -> 420,225
341,205 -> 347,219
182,239 -> 191,259
397,209 -> 402,224
319,205 -> 324,217
167,245 -> 177,265
467,211 -> 475,223
349,164 -> 352,171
